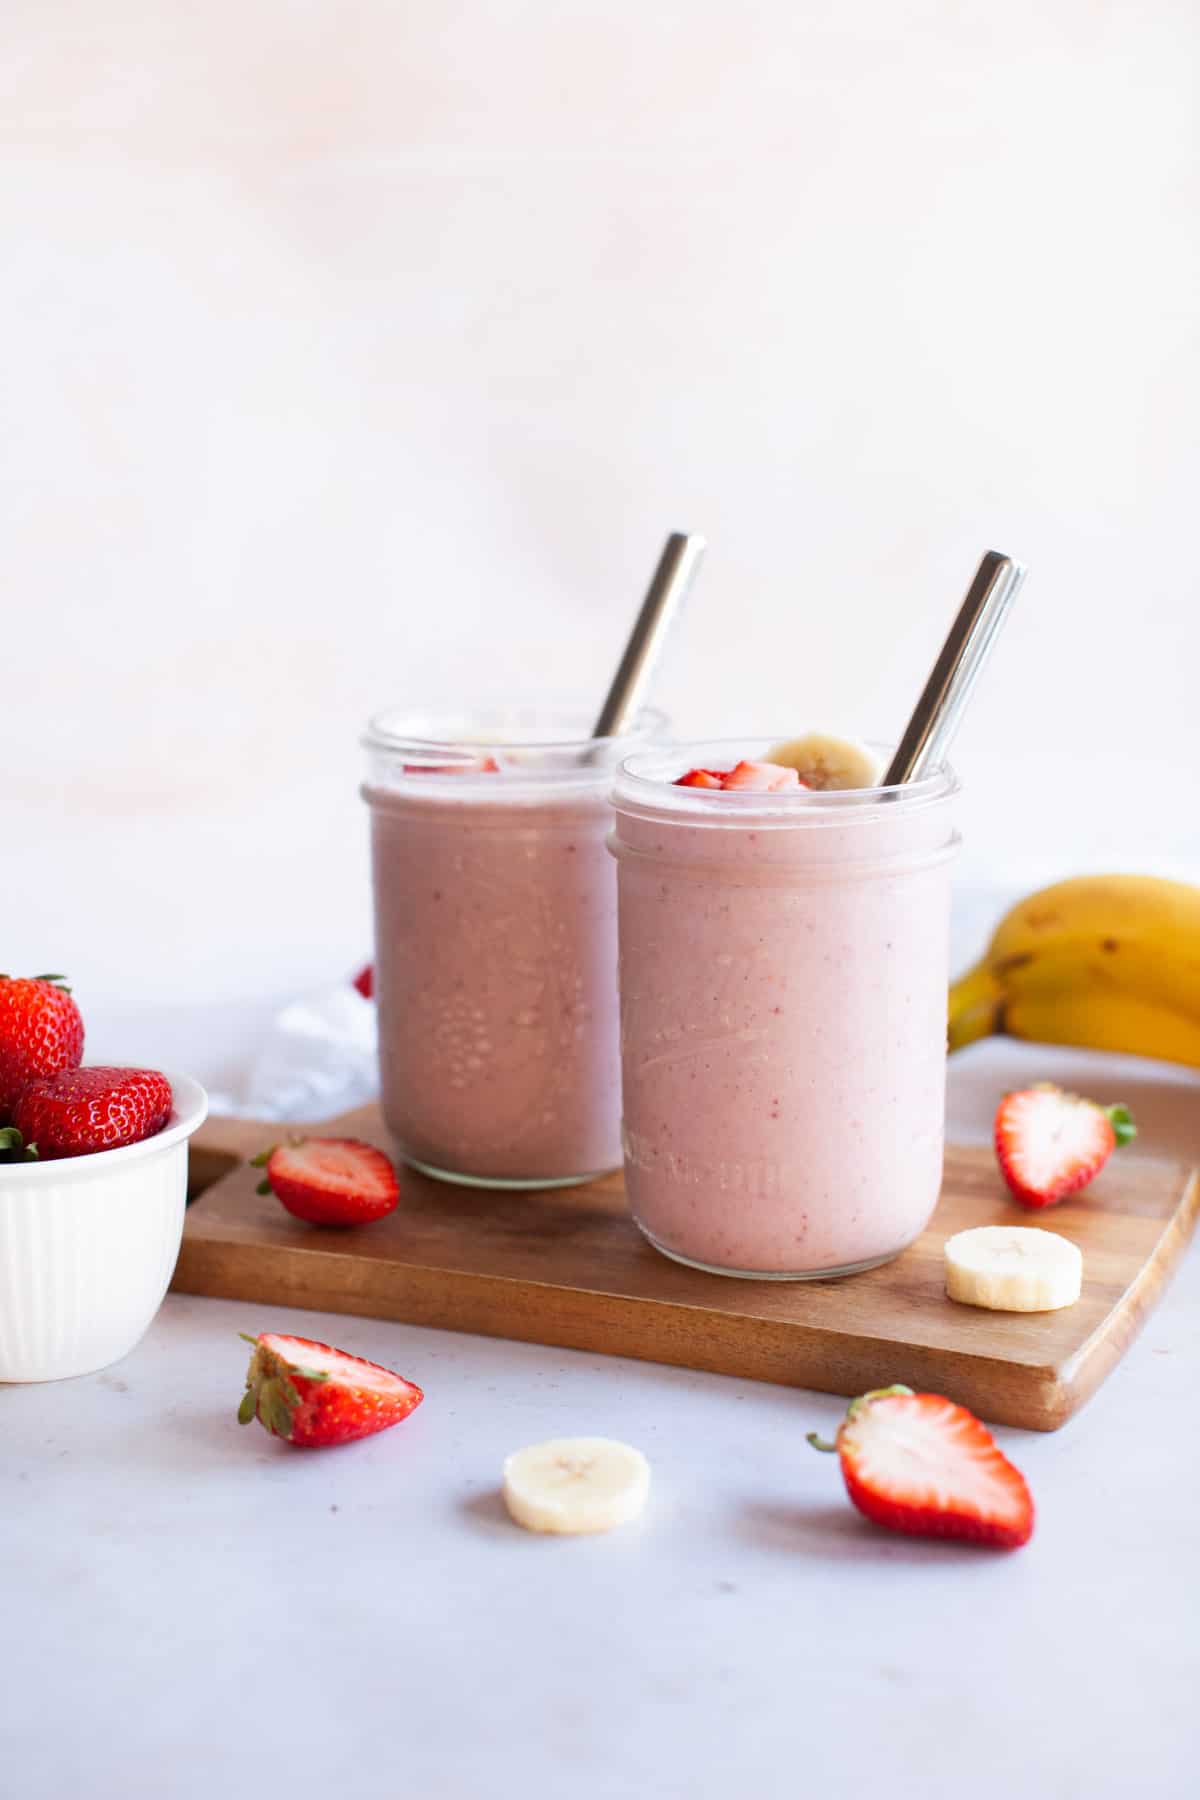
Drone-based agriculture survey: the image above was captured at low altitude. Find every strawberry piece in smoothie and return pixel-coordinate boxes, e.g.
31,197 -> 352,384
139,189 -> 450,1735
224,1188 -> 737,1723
673,761 -> 805,793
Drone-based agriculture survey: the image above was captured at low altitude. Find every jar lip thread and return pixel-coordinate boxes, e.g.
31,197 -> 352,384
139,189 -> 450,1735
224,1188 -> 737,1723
607,827 -> 961,878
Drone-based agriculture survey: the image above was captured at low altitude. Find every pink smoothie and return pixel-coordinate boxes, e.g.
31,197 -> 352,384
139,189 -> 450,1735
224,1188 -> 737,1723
610,745 -> 958,1275
363,717 -> 638,1185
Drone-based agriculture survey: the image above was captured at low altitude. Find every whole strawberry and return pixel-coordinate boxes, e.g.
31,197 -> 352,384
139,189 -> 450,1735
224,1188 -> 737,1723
13,1066 -> 173,1159
0,974 -> 84,1123
237,1331 -> 423,1447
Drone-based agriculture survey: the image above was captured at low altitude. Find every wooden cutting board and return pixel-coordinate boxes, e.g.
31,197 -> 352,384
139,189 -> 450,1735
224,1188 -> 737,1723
175,1105 -> 1199,1431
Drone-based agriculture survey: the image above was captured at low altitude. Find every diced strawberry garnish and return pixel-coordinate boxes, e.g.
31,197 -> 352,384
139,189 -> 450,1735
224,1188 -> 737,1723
809,1385 -> 1034,1548
720,760 -> 802,793
237,1332 -> 423,1447
994,1083 -> 1136,1209
252,1136 -> 400,1226
673,760 -> 809,793
402,755 -> 500,774
12,1066 -> 172,1159
0,975 -> 85,1123
673,768 -> 726,789
352,963 -> 375,999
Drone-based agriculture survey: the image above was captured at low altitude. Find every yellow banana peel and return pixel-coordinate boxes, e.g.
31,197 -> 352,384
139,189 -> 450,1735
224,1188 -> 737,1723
947,875 -> 1200,1069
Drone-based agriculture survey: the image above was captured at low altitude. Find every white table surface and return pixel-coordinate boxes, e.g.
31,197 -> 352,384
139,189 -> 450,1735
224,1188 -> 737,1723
3,1023 -> 1199,1799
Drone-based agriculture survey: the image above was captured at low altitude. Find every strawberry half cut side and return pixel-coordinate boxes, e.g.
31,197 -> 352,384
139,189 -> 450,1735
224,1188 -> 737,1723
808,1386 -> 1034,1548
237,1332 -> 424,1447
252,1136 -> 400,1226
994,1083 -> 1136,1209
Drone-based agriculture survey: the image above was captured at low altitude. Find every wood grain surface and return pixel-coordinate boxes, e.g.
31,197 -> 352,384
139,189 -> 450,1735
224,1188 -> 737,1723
175,1105 -> 1199,1431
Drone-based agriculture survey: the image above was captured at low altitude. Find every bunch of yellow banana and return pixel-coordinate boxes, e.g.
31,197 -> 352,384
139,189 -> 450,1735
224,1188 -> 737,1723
948,875 -> 1200,1068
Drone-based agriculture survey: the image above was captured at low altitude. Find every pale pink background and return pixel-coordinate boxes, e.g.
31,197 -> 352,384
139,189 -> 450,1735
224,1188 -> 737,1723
5,3 -> 1198,1008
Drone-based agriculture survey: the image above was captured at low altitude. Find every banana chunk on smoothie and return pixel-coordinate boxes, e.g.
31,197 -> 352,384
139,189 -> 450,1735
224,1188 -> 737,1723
502,1437 -> 650,1534
765,732 -> 882,790
944,1225 -> 1083,1312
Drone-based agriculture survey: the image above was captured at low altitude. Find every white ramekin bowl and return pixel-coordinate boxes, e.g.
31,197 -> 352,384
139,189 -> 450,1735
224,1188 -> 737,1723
0,1072 -> 208,1383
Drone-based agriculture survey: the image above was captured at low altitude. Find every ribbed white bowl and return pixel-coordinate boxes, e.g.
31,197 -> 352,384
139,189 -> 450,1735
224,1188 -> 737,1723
0,1072 -> 208,1382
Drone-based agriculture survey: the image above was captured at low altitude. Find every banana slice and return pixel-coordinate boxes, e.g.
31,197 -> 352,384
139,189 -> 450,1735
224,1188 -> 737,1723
502,1436 -> 650,1535
766,732 -> 882,790
944,1226 -> 1083,1313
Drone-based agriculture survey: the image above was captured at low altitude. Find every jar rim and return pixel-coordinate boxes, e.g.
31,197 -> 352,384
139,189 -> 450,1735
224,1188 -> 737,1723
614,739 -> 958,821
363,704 -> 670,794
364,703 -> 669,759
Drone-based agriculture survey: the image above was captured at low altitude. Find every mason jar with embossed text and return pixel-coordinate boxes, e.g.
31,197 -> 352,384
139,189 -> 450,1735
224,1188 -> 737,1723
363,705 -> 667,1188
609,742 -> 959,1276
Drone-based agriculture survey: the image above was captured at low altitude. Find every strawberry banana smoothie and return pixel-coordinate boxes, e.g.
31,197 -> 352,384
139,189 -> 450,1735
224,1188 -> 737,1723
610,743 -> 959,1276
363,711 -> 658,1187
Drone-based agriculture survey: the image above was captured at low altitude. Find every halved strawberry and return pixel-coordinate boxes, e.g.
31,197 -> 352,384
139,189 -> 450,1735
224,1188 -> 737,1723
808,1385 -> 1034,1548
237,1331 -> 423,1447
252,1136 -> 400,1226
674,767 -> 726,789
402,754 -> 500,774
994,1083 -> 1136,1209
720,760 -> 802,793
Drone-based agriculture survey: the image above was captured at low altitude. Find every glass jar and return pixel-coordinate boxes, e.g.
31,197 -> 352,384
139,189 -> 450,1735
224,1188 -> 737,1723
363,706 -> 666,1188
610,742 -> 959,1276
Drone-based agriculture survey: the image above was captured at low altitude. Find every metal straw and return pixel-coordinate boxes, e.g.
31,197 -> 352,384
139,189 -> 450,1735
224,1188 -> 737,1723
592,532 -> 707,739
882,550 -> 1027,787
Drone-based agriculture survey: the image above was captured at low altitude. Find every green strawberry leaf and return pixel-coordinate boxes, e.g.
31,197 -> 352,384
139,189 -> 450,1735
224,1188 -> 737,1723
270,1391 -> 294,1439
1106,1104 -> 1137,1147
0,1127 -> 38,1163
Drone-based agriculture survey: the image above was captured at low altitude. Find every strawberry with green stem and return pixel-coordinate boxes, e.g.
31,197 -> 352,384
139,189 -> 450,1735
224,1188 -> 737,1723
994,1083 -> 1136,1209
11,1066 -> 172,1159
0,974 -> 84,1122
252,1136 -> 399,1226
237,1332 -> 423,1446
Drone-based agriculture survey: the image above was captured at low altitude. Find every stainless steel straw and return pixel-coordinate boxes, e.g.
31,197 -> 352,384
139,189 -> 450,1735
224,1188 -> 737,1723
882,550 -> 1027,787
592,532 -> 707,739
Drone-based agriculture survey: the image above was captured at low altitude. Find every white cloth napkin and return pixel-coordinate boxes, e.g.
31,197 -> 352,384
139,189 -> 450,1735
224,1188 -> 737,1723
204,986 -> 379,1122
